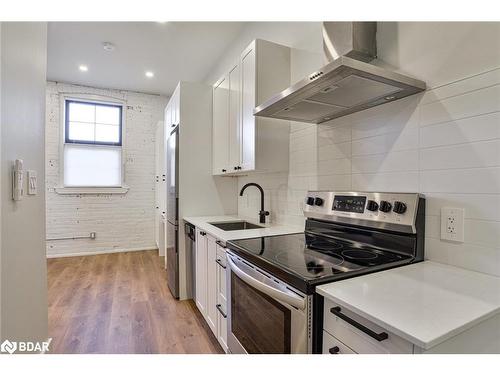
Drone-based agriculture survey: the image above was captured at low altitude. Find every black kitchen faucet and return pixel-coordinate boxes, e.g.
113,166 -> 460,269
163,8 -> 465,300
239,183 -> 270,224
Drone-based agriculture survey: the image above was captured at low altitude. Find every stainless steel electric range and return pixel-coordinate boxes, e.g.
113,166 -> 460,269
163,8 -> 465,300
225,191 -> 425,354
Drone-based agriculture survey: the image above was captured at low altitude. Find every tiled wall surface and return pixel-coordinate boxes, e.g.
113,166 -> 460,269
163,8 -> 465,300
45,82 -> 168,257
239,68 -> 500,276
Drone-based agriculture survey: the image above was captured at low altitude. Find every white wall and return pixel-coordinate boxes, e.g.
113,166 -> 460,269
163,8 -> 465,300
1,22 -> 48,343
207,22 -> 500,277
45,82 -> 168,257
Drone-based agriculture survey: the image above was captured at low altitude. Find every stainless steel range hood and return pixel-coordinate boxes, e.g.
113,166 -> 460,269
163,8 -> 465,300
254,22 -> 426,124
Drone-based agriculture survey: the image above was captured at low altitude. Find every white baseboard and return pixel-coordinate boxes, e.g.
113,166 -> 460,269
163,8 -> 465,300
46,246 -> 159,259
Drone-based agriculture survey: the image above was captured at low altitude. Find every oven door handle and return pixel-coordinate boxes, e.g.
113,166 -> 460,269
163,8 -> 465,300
226,254 -> 306,310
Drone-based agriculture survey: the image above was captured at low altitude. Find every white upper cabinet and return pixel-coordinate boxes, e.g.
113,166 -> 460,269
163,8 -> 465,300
212,75 -> 230,174
240,46 -> 256,172
212,39 -> 291,176
228,63 -> 241,172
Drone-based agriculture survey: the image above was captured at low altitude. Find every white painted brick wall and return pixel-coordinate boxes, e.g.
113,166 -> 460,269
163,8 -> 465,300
45,81 -> 168,257
238,68 -> 500,277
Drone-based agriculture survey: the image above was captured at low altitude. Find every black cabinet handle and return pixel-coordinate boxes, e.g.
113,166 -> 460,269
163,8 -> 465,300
330,306 -> 388,342
222,169 -> 226,173
328,346 -> 340,354
233,166 -> 238,170
215,240 -> 226,248
200,231 -> 206,236
216,304 -> 227,318
215,258 -> 226,269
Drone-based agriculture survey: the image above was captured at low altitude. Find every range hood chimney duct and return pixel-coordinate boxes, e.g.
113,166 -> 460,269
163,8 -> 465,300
254,22 -> 425,124
323,22 -> 377,63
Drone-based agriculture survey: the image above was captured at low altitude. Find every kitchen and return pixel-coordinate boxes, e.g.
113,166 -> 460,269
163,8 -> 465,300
0,2 -> 499,372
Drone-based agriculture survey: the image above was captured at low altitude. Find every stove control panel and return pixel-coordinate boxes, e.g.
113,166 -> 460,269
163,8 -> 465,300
304,191 -> 423,234
332,195 -> 366,213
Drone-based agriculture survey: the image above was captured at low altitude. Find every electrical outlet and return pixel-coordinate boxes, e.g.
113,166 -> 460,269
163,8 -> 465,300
441,207 -> 465,242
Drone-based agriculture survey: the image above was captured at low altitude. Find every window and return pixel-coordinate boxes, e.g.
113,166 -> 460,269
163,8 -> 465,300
63,99 -> 124,188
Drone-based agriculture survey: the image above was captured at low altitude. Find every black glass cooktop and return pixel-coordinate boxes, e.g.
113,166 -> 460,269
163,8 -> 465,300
227,232 -> 413,293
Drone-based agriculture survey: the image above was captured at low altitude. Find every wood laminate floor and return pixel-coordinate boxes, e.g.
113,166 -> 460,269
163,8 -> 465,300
47,250 -> 223,354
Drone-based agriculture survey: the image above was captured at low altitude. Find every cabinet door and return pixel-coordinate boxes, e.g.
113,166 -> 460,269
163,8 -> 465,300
228,63 -> 241,171
171,85 -> 180,127
216,245 -> 228,352
206,234 -> 218,335
240,46 -> 256,171
212,76 -> 230,175
195,229 -> 208,318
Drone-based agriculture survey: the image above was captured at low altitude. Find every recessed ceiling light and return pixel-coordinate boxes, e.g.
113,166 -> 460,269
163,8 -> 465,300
145,71 -> 154,78
102,42 -> 115,52
79,65 -> 88,72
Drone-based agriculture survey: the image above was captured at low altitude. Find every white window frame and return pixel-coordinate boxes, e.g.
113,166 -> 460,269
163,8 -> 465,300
55,93 -> 129,195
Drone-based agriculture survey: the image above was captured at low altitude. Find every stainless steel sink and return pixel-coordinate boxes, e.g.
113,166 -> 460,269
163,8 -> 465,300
209,221 -> 263,231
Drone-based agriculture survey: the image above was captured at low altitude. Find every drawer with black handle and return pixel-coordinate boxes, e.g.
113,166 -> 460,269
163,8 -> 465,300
323,298 -> 413,354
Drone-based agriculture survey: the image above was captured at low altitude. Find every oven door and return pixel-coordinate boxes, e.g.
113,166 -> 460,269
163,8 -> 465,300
226,251 -> 311,354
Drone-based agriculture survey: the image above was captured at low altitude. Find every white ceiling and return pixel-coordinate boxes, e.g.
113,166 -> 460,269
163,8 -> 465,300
47,22 -> 247,96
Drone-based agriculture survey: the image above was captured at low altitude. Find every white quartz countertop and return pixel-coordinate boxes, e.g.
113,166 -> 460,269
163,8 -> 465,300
316,261 -> 500,350
183,215 -> 303,242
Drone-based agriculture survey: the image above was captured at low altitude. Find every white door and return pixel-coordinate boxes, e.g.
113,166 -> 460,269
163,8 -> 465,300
228,63 -> 241,172
216,245 -> 228,352
240,46 -> 256,172
212,76 -> 230,174
206,234 -> 218,335
195,229 -> 208,318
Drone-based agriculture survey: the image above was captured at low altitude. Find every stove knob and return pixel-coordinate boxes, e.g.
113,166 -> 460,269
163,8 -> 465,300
393,201 -> 407,214
306,197 -> 315,206
366,200 -> 379,211
314,197 -> 324,206
379,200 -> 392,213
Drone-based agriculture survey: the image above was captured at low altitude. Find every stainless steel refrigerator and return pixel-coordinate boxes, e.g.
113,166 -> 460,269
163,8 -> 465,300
166,124 -> 179,299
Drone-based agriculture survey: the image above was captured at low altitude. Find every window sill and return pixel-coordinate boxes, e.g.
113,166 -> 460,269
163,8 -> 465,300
55,186 -> 130,195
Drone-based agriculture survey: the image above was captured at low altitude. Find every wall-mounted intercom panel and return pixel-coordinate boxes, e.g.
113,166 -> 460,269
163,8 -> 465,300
12,159 -> 24,201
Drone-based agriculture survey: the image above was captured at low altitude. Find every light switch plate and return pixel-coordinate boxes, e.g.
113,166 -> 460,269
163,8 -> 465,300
27,170 -> 37,195
441,207 -> 465,242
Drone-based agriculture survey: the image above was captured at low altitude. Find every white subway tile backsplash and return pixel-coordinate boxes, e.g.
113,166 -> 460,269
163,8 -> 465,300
426,215 -> 500,248
426,238 -> 500,277
420,68 -> 500,105
351,150 -> 418,173
352,171 -> 419,192
317,124 -> 352,145
420,84 -> 500,127
350,96 -> 420,140
317,174 -> 352,191
419,140 -> 500,170
317,158 -> 351,176
419,112 -> 500,148
420,167 -> 500,194
318,142 -> 351,161
425,193 -> 500,221
351,128 -> 419,156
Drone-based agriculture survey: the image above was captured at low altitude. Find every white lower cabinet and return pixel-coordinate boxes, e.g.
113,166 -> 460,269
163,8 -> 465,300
322,298 -> 414,354
206,235 -> 217,335
322,330 -> 356,354
215,244 -> 228,352
193,226 -> 229,352
195,229 -> 208,318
